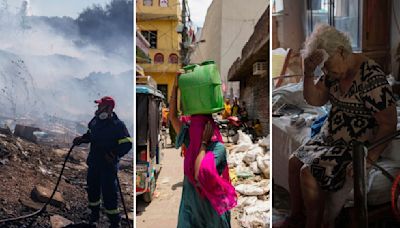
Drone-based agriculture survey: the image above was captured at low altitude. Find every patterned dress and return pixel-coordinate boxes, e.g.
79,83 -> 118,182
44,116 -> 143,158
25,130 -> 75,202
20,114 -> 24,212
294,60 -> 396,191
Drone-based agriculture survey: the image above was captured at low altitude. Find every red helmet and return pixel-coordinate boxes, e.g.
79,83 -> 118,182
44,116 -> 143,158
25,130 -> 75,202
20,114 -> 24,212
94,96 -> 115,109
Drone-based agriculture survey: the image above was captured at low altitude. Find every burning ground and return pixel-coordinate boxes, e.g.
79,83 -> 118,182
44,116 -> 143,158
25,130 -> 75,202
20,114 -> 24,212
0,1 -> 134,227
0,130 -> 133,227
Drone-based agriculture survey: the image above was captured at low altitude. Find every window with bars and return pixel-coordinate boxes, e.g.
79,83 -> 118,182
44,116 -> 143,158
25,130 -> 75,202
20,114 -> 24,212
272,0 -> 284,14
307,0 -> 360,50
141,31 -> 157,49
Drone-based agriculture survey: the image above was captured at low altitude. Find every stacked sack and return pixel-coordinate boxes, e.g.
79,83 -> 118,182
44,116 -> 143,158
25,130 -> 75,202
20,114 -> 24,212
227,131 -> 270,228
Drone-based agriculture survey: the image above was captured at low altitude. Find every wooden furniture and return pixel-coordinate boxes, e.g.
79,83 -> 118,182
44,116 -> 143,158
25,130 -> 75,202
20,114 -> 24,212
362,0 -> 391,73
272,48 -> 298,88
272,16 -> 280,49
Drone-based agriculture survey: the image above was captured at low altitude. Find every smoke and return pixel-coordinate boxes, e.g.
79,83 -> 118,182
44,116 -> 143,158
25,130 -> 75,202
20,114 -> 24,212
20,0 -> 31,16
0,0 -> 133,135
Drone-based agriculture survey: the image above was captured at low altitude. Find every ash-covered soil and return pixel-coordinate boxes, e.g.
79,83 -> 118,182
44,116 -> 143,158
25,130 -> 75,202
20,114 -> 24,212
0,133 -> 133,228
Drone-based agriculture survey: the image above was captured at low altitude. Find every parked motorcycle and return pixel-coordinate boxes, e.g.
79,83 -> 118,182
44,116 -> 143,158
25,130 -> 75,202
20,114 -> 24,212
216,116 -> 256,142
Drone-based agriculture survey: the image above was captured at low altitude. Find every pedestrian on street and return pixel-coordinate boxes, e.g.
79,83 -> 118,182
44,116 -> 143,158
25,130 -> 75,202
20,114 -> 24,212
222,98 -> 231,119
162,104 -> 169,127
73,96 -> 132,228
169,74 -> 237,228
231,97 -> 241,117
239,101 -> 249,123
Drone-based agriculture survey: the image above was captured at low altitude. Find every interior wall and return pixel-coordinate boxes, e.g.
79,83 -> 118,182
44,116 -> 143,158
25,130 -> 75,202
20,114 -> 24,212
274,0 -> 306,51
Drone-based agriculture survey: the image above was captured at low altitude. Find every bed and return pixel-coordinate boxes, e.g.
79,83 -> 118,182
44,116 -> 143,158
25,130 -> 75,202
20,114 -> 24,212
272,82 -> 400,210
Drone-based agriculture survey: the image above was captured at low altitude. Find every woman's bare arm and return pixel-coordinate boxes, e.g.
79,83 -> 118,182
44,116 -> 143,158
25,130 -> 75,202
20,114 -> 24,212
303,50 -> 330,106
194,122 -> 213,180
368,105 -> 397,163
303,75 -> 329,106
169,74 -> 182,135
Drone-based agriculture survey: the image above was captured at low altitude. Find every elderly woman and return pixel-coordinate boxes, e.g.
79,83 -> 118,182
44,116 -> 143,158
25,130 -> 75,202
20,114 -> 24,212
169,74 -> 237,227
281,24 -> 397,228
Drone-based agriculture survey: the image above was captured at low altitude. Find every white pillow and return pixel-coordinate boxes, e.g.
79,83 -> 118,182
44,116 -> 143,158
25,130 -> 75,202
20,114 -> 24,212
381,139 -> 400,161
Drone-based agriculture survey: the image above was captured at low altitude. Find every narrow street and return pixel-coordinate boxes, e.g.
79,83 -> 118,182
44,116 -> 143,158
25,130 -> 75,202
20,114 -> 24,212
136,145 -> 183,227
136,138 -> 241,228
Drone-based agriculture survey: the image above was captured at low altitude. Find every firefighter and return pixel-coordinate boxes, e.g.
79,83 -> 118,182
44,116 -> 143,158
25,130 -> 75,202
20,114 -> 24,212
73,96 -> 132,227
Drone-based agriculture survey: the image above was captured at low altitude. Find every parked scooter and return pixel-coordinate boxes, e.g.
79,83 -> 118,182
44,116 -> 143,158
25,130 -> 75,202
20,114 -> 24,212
216,116 -> 256,142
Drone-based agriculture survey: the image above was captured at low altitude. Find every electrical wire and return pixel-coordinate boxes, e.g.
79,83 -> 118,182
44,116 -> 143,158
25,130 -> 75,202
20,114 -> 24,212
0,144 -> 132,228
0,144 -> 75,224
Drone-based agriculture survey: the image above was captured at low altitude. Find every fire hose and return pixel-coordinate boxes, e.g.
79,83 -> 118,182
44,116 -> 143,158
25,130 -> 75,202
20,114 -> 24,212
0,144 -> 133,228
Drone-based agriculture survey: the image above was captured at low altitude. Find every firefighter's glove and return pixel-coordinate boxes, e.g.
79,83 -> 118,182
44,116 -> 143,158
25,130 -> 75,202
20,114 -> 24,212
73,136 -> 83,146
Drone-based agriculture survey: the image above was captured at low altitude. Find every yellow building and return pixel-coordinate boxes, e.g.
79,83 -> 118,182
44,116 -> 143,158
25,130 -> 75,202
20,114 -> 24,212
137,0 -> 181,99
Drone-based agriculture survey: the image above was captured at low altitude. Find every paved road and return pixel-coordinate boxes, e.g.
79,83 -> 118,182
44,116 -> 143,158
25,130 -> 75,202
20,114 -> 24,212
136,140 -> 241,228
136,145 -> 183,227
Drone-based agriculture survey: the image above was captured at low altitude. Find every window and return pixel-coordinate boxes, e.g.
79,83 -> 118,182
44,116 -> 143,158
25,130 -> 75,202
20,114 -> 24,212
160,0 -> 168,7
307,0 -> 330,29
154,53 -> 164,64
272,0 -> 284,14
143,0 -> 153,6
307,0 -> 360,50
141,31 -> 157,49
334,0 -> 360,50
168,54 -> 179,64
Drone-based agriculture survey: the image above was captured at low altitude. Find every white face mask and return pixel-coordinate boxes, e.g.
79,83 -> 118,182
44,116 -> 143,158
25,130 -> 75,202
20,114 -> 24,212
98,112 -> 109,120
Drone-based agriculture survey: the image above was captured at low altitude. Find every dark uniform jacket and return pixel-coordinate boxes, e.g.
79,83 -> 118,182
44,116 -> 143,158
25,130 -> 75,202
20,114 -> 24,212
81,113 -> 132,167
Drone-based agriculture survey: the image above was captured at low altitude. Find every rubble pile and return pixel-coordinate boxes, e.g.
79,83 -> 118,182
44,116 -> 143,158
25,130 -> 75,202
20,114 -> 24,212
227,131 -> 270,228
0,131 -> 133,227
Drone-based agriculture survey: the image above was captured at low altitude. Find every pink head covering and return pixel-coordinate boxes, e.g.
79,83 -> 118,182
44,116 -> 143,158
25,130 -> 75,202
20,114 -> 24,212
184,115 -> 237,215
180,115 -> 191,124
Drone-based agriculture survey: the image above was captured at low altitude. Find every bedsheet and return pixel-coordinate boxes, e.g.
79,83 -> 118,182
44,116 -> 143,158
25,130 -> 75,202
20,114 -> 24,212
272,84 -> 400,208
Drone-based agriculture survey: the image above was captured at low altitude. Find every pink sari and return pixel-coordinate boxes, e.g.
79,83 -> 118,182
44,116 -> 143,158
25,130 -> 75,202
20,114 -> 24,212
184,115 -> 237,215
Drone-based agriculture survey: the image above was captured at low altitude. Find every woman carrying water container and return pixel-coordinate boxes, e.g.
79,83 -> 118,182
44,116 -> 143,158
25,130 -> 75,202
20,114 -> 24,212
169,61 -> 237,227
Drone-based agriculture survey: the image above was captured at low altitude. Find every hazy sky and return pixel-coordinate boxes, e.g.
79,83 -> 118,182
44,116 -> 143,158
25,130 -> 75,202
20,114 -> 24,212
6,0 -> 213,26
7,0 -> 111,18
181,0 -> 213,27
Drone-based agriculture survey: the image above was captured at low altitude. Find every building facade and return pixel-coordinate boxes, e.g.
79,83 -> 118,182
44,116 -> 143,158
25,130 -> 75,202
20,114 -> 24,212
190,0 -> 268,99
137,0 -> 181,99
136,30 -> 151,65
228,7 -> 269,135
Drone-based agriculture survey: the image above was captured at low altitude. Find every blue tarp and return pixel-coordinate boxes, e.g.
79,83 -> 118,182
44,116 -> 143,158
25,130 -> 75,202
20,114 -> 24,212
136,85 -> 165,99
310,114 -> 328,138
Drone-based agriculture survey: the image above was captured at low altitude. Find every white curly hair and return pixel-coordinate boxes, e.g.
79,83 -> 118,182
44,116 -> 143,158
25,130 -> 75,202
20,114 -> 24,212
301,24 -> 352,59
